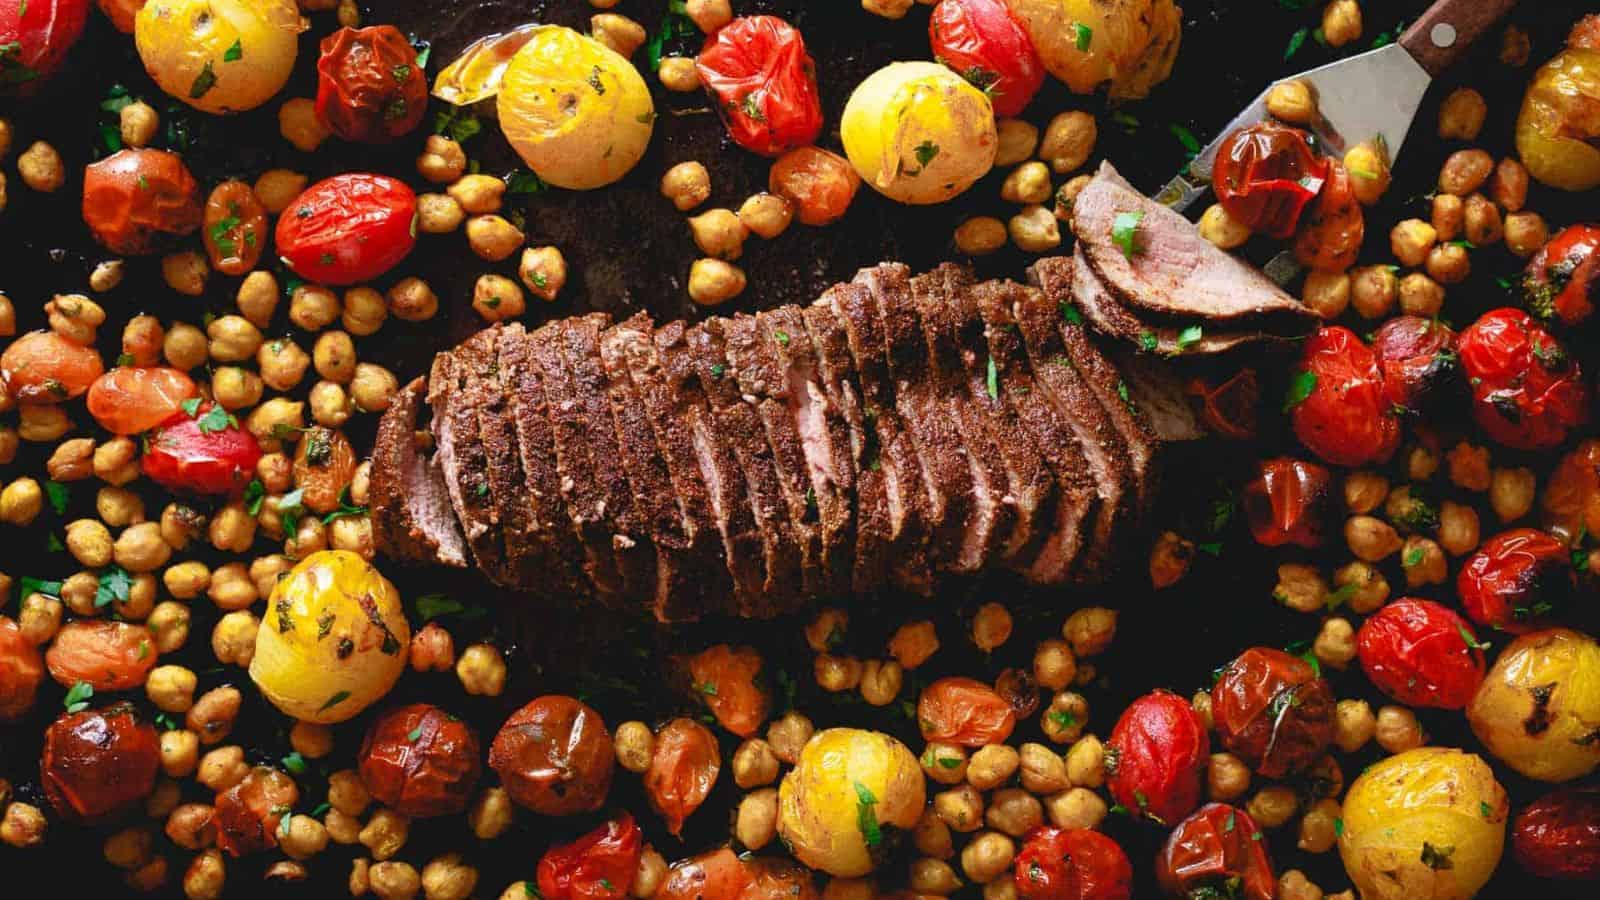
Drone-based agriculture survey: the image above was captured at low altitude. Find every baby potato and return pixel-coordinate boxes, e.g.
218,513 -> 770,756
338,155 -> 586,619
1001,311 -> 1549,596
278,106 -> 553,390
1467,628 -> 1600,783
840,61 -> 997,206
496,26 -> 655,190
135,0 -> 306,114
1005,0 -> 1182,99
778,728 -> 925,877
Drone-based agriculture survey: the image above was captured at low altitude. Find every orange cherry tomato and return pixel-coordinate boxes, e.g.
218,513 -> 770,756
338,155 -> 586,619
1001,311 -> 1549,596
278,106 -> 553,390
86,366 -> 197,435
81,148 -> 203,255
644,717 -> 721,836
44,620 -> 157,691
769,146 -> 860,226
1212,122 -> 1326,239
687,644 -> 770,738
202,180 -> 269,276
40,704 -> 160,823
917,676 -> 1017,746
738,858 -> 820,900
658,849 -> 752,900
0,615 -> 45,722
1,330 -> 104,404
489,695 -> 615,816
214,766 -> 298,856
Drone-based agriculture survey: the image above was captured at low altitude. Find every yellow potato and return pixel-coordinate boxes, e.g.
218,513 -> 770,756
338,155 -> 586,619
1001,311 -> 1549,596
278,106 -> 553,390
1467,628 -> 1600,782
1339,747 -> 1507,900
1003,0 -> 1182,99
496,25 -> 655,190
135,0 -> 305,114
249,550 -> 410,724
777,727 -> 925,877
1516,45 -> 1600,191
840,61 -> 997,205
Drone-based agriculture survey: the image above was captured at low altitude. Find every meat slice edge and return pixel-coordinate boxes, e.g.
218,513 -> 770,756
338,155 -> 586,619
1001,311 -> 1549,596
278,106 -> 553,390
434,331 -> 510,583
370,375 -> 468,567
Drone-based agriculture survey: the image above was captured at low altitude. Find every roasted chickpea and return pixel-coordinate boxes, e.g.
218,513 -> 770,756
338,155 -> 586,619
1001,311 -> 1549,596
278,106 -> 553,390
288,284 -> 341,331
456,643 -> 506,696
1053,174 -> 1093,222
1,802 -> 47,848
1489,466 -> 1536,521
289,721 -> 333,759
308,381 -> 353,428
1345,515 -> 1402,561
1198,203 -> 1251,250
163,322 -> 208,371
1207,751 -> 1251,801
1439,148 -> 1493,196
688,258 -> 746,306
359,808 -> 410,861
211,367 -> 262,410
468,787 -> 514,840
1342,471 -> 1388,514
859,659 -> 902,707
211,610 -> 259,667
165,802 -> 215,850
658,56 -> 700,91
612,720 -> 655,774
446,174 -> 506,215
1333,561 -> 1389,615
1029,639 -> 1077,692
1488,157 -> 1528,211
959,831 -> 1015,884
1349,264 -> 1398,319
116,100 -> 159,149
146,665 -> 198,713
686,0 -> 732,31
369,861 -> 420,899
1016,742 -> 1068,795
1274,562 -> 1328,613
255,338 -> 308,394
661,161 -> 712,212
1008,205 -> 1061,253
736,192 -> 792,240
1389,218 -> 1437,267
407,621 -> 455,673
735,788 -> 779,850
1437,501 -> 1479,556
417,135 -> 467,184
0,478 -> 41,526
1463,192 -> 1503,246
1447,441 -> 1491,491
815,653 -> 863,692
161,250 -> 209,297
254,169 -> 306,215
689,208 -> 747,261
326,809 -> 361,844
1348,141 -> 1396,201
1321,0 -> 1362,47
16,141 -> 64,192
1062,607 -> 1116,657
591,12 -> 646,56
188,686 -> 242,746
967,744 -> 1020,791
207,503 -> 255,555
912,807 -> 955,861
158,503 -> 206,551
466,215 -> 524,262
65,518 -> 113,567
47,438 -> 94,482
935,783 -> 985,833
1265,80 -> 1315,124
350,364 -> 400,414
1430,193 -> 1464,241
1424,241 -> 1471,285
416,192 -> 465,235
1039,111 -> 1095,174
1312,617 -> 1357,670
1298,797 -> 1341,854
280,815 -> 328,861
909,857 -> 962,895
311,331 -> 357,384
328,770 -> 372,817
196,745 -> 249,791
984,119 -> 1038,169
1063,734 -> 1104,788
985,788 -> 1042,837
1000,161 -> 1052,205
954,216 -> 1008,255
279,97 -> 330,151
17,591 -> 64,644
206,564 -> 256,614
1043,787 -> 1105,831
1397,272 -> 1444,318
147,602 -> 190,654
1374,705 -> 1424,753
766,710 -> 812,764
1041,691 -> 1088,744
46,293 -> 106,345
1503,211 -> 1549,257
518,246 -> 567,303
1301,270 -> 1350,319
17,406 -> 69,443
971,602 -> 1012,651
1248,785 -> 1298,829
1438,88 -> 1487,141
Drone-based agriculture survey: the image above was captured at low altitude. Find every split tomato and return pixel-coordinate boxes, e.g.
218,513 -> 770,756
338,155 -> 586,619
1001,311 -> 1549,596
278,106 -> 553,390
1286,326 -> 1401,467
142,400 -> 263,496
1369,315 -> 1458,414
1356,597 -> 1486,710
1156,803 -> 1276,900
927,0 -> 1044,117
0,0 -> 90,90
1524,223 -> 1600,326
1457,307 -> 1588,451
918,676 -> 1017,746
644,718 -> 720,837
686,644 -> 769,738
39,704 -> 160,823
81,148 -> 204,255
358,703 -> 482,818
1242,457 -> 1332,549
1,330 -> 104,404
537,812 -> 643,900
1513,787 -> 1600,881
86,366 -> 197,435
1105,689 -> 1208,825
1212,122 -> 1326,239
315,25 -> 428,143
489,695 -> 615,816
1013,827 -> 1132,900
1292,159 -> 1364,272
275,173 -> 417,285
44,620 -> 157,691
696,16 -> 823,157
1210,647 -> 1334,778
1457,528 -> 1575,634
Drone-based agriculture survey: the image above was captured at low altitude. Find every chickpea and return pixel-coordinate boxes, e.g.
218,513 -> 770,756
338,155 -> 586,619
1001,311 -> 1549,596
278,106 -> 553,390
196,746 -> 249,791
767,710 -> 813,764
165,803 -> 216,850
211,610 -> 259,667
1247,785 -> 1298,829
47,438 -> 94,482
1397,273 -> 1444,318
915,742 -> 966,786
731,193 -> 792,242
1437,501 -> 1479,556
157,728 -> 201,778
1333,561 -> 1389,615
1345,515 -> 1401,562
1026,640 -> 1076,692
661,161 -> 712,212
1041,691 -> 1088,744
1041,787 -> 1104,833
285,514 -> 329,557
417,135 -> 467,184
210,367 -> 262,411
1039,111 -> 1096,174
966,602 -> 1011,652
859,659 -> 903,707
466,215 -> 524,262
1265,79 -> 1315,124
17,141 -> 64,192
689,208 -> 748,261
954,216 -> 1008,256
0,427 -> 16,464
64,518 -> 112,567
281,815 -> 328,861
1447,441 -> 1491,491
307,332 -> 356,385
279,97 -> 330,151
1309,618 -> 1355,671
17,405 -> 68,443
104,824 -> 154,869
47,293 -> 106,345
289,283 -> 341,331
147,602 -> 190,654
254,338 -> 308,394
457,643 -> 507,696
369,861 -> 420,900
815,653 -> 863,692
254,169 -> 307,215
1375,705 -> 1425,753
327,809 -> 361,845
686,0 -> 732,31
349,859 -> 372,898
1013,742 -> 1066,795
17,591 -> 64,644
600,720 -> 652,775
934,782 -> 985,833
1,802 -> 47,848
329,770 -> 372,817
163,322 -> 208,371
734,788 -> 778,850
687,258 -> 746,306
965,744 -> 1019,791
208,503 -> 256,554
1062,607 -> 1116,657
1321,0 -> 1362,47
0,294 -> 12,337
1438,88 -> 1487,140
344,366 -> 399,418
1348,264 -> 1398,319
290,721 -> 334,759
415,193 -> 466,238
427,855 -> 484,900
1273,562 -> 1328,613
518,246 -> 568,303
1389,218 -> 1436,267
591,12 -> 647,56
1298,797 -> 1341,854
1430,193 -> 1464,241
1504,211 -> 1549,257
1197,203 -> 1251,250
468,787 -> 514,840
1342,471 -> 1388,515
188,687 -> 241,745
249,554 -> 293,599
1008,205 -> 1061,253
959,831 -> 1014,885
999,161 -> 1052,206
909,857 -> 962,895
1489,465 -> 1536,522
162,250 -> 209,296
1439,149 -> 1494,196
0,478 -> 41,525
1205,751 -> 1251,801
446,174 -> 506,215
910,807 -> 955,861
1053,173 -> 1093,223
658,56 -> 700,92
1425,242 -> 1470,284
1463,192 -> 1503,246
359,808 -> 410,861
1301,270 -> 1350,319
146,665 -> 197,713
804,606 -> 845,652
184,850 -> 225,900
632,848 -> 667,899
1062,734 -> 1104,788
337,289 -> 387,339
1486,158 -> 1530,213
160,502 -> 208,550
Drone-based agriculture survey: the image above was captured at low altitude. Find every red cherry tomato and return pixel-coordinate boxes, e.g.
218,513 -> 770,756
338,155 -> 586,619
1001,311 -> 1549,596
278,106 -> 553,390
1156,803 -> 1275,900
40,704 -> 160,823
1356,597 -> 1486,709
489,695 -> 615,817
81,148 -> 204,255
1287,325 -> 1401,467
1293,159 -> 1364,272
927,0 -> 1044,117
918,676 -> 1017,746
1457,528 -> 1575,634
1457,307 -> 1589,451
1242,457 -> 1331,549
44,620 -> 157,691
1210,647 -> 1334,778
1105,689 -> 1208,825
1369,315 -> 1458,414
696,16 -> 824,157
1184,369 -> 1259,441
315,25 -> 428,143
1524,223 -> 1600,327
537,812 -> 643,900
1212,122 -> 1326,239
214,767 -> 298,856
1513,787 -> 1600,881
275,173 -> 417,285
358,703 -> 482,818
1013,827 -> 1132,900
95,0 -> 142,34
1,330 -> 104,404
0,0 -> 89,90
86,366 -> 197,435
769,146 -> 860,226
1544,439 -> 1600,543
658,849 -> 752,900
644,717 -> 720,837
0,615 -> 44,722
141,401 -> 264,496
686,644 -> 770,738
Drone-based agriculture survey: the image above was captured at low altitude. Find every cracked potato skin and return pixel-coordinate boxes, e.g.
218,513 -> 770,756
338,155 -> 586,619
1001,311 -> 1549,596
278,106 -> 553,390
1467,628 -> 1600,783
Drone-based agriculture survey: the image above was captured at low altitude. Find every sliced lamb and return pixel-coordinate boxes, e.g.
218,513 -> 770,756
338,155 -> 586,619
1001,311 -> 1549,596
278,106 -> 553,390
474,324 -> 544,591
1110,348 -> 1206,442
370,376 -> 467,567
1066,243 -> 1265,355
434,332 -> 511,584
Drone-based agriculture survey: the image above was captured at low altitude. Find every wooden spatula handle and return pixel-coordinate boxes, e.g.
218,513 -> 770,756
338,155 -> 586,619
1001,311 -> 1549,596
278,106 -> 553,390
1399,0 -> 1519,77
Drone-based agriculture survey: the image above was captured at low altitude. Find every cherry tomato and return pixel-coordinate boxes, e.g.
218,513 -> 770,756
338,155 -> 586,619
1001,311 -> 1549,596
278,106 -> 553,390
0,615 -> 44,722
489,695 -> 615,816
1242,457 -> 1332,549
214,766 -> 298,856
927,0 -> 1044,117
44,620 -> 157,691
738,858 -> 819,900
1356,597 -> 1486,709
293,425 -> 359,514
142,400 -> 263,496
658,849 -> 752,900
358,703 -> 482,818
86,366 -> 197,435
645,717 -> 720,836
96,0 -> 143,34
1369,315 -> 1458,414
1210,647 -> 1334,778
202,180 -> 269,276
1155,803 -> 1275,900
1184,369 -> 1259,441
537,812 -> 643,900
769,146 -> 861,227
315,25 -> 427,143
81,148 -> 204,255
1457,307 -> 1589,451
1544,439 -> 1600,542
918,676 -> 1017,746
1292,159 -> 1364,272
1457,528 -> 1575,634
1105,689 -> 1208,825
696,16 -> 823,157
1513,787 -> 1600,881
1524,223 -> 1600,327
1,330 -> 104,404
686,644 -> 770,738
1212,122 -> 1326,239
0,0 -> 89,89
1287,326 -> 1400,467
1013,827 -> 1132,900
275,173 -> 417,285
39,704 -> 159,823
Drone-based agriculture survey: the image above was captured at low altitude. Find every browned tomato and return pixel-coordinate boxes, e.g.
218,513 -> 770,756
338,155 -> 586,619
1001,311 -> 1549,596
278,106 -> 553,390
1457,307 -> 1589,451
1524,224 -> 1600,326
214,766 -> 298,856
1,330 -> 104,404
358,703 -> 482,818
0,615 -> 44,722
1212,122 -> 1326,239
39,703 -> 160,822
314,25 -> 428,143
1293,159 -> 1364,272
489,695 -> 615,816
85,366 -> 197,435
658,849 -> 752,900
687,644 -> 769,738
918,676 -> 1017,746
1105,689 -> 1208,825
1369,315 -> 1459,415
1458,528 -> 1576,634
1513,787 -> 1600,881
293,426 -> 358,514
537,812 -> 643,900
739,858 -> 820,900
1210,647 -> 1334,778
202,180 -> 269,276
81,148 -> 203,255
645,717 -> 721,837
44,620 -> 156,691
1356,597 -> 1485,710
1156,803 -> 1275,900
769,147 -> 860,227
1543,439 -> 1600,541
1242,457 -> 1332,549
1013,827 -> 1133,900
1286,326 -> 1401,467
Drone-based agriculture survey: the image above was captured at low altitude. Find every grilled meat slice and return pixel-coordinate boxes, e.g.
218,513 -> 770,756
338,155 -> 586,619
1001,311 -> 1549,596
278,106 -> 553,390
1065,242 -> 1265,355
435,332 -> 511,583
475,324 -> 543,592
370,376 -> 467,567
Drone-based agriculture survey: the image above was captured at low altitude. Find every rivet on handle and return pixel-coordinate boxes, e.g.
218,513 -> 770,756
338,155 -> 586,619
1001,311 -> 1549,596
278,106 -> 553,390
1430,22 -> 1459,48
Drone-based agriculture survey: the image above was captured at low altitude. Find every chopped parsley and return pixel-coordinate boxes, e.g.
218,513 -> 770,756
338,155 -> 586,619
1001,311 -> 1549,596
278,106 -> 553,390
1456,623 -> 1489,651
1111,210 -> 1144,258
914,141 -> 941,169
63,680 -> 94,713
506,170 -> 547,196
853,781 -> 882,847
1282,371 -> 1317,411
95,565 -> 133,608
189,60 -> 217,99
1139,331 -> 1158,352
695,681 -> 719,696
281,752 -> 307,775
1073,22 -> 1093,51
1175,324 -> 1203,352
1170,123 -> 1201,157
196,404 -> 237,434
243,478 -> 266,516
407,726 -> 423,742
1420,841 -> 1455,870
986,356 -> 999,400
1060,302 -> 1083,325
318,691 -> 352,713
1402,545 -> 1425,567
224,39 -> 243,62
44,480 -> 69,515
1285,27 -> 1310,60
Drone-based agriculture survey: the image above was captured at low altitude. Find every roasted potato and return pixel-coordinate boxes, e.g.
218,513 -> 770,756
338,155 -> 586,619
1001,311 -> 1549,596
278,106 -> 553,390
840,61 -> 997,205
1467,628 -> 1600,782
1516,16 -> 1600,190
777,728 -> 925,877
135,0 -> 305,114
1003,0 -> 1182,99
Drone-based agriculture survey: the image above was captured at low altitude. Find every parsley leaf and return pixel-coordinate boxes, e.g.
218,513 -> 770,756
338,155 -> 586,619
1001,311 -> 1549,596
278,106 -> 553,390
1073,22 -> 1093,51
318,691 -> 352,713
1285,27 -> 1310,60
95,565 -> 132,608
1282,371 -> 1317,411
853,781 -> 882,847
223,39 -> 243,62
986,356 -> 999,400
189,60 -> 217,99
63,680 -> 94,713
44,480 -> 69,515
1175,325 -> 1203,352
243,478 -> 266,516
1111,210 -> 1144,258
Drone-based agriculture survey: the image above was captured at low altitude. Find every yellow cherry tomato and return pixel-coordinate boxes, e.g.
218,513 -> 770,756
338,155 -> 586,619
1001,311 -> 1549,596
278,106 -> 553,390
249,550 -> 410,724
1516,41 -> 1600,191
431,22 -> 541,107
1467,628 -> 1600,782
135,0 -> 304,114
1339,747 -> 1508,900
841,61 -> 997,206
496,25 -> 655,191
777,727 -> 925,877
1003,0 -> 1182,99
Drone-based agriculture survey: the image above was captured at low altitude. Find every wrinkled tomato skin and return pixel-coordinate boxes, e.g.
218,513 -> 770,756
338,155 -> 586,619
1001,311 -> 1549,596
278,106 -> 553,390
687,644 -> 770,738
214,766 -> 298,856
1,330 -> 104,404
1156,803 -> 1275,900
927,0 -> 1045,117
1292,159 -> 1364,272
1370,315 -> 1459,414
202,180 -> 269,275
1458,528 -> 1575,634
645,717 -> 721,836
315,25 -> 428,143
1013,826 -> 1132,900
81,148 -> 204,255
1457,308 -> 1589,451
44,619 -> 157,691
658,849 -> 752,900
0,616 -> 45,722
1356,598 -> 1485,709
1544,439 -> 1600,542
1242,457 -> 1331,549
696,16 -> 823,157
737,857 -> 820,900
1289,326 -> 1400,467
1513,787 -> 1600,881
39,704 -> 160,823
1105,689 -> 1208,825
1213,122 -> 1326,239
1210,647 -> 1334,778
918,676 -> 1018,746
1524,224 -> 1600,327
358,703 -> 482,818
769,146 -> 861,226
86,366 -> 197,435
537,812 -> 643,900
1185,369 -> 1259,441
142,402 -> 263,496
0,0 -> 90,90
275,173 -> 417,285
489,695 -> 615,816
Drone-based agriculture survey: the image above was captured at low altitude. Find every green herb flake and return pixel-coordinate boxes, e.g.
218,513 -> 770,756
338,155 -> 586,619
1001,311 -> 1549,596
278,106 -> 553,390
318,690 -> 352,713
223,39 -> 243,63
244,478 -> 266,516
196,404 -> 236,434
281,752 -> 307,775
44,480 -> 69,515
986,356 -> 999,400
1285,27 -> 1310,61
1139,331 -> 1158,352
407,726 -> 423,742
1479,801 -> 1493,820
914,140 -> 940,169
695,681 -> 719,696
1111,210 -> 1144,258
1176,325 -> 1203,352
1456,623 -> 1489,651
1170,123 -> 1201,156
95,565 -> 133,608
189,60 -> 217,99
63,680 -> 94,713
853,781 -> 882,847
1060,302 -> 1083,325
1420,841 -> 1455,870
1282,371 -> 1317,411
1402,545 -> 1425,567
1073,22 -> 1093,51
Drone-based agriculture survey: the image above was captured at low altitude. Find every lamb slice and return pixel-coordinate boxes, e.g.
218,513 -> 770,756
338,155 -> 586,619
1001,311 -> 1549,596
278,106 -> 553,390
653,319 -> 770,614
802,298 -> 892,595
370,375 -> 468,567
432,331 -> 511,584
1072,161 -> 1320,332
473,324 -> 548,595
757,305 -> 855,598
821,281 -> 934,596
1110,348 -> 1206,442
1066,243 -> 1265,356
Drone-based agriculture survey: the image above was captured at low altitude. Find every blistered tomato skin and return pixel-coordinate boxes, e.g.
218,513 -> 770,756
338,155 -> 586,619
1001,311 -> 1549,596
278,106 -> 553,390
1210,647 -> 1334,778
1357,598 -> 1485,710
0,616 -> 45,722
1288,326 -> 1401,467
1457,307 -> 1589,451
0,0 -> 90,90
1513,787 -> 1600,880
928,0 -> 1045,117
1156,803 -> 1275,900
1242,457 -> 1331,549
489,695 -> 615,816
686,644 -> 769,738
45,620 -> 157,691
1105,689 -> 1208,825
82,148 -> 204,255
135,0 -> 303,114
142,401 -> 263,495
1013,826 -> 1132,900
358,703 -> 482,818
1212,122 -> 1327,239
1292,159 -> 1364,272
658,849 -> 752,900
696,16 -> 823,158
214,766 -> 298,856
1370,315 -> 1459,414
315,25 -> 428,142
39,704 -> 160,823
1457,528 -> 1575,634
202,180 -> 268,275
86,366 -> 197,435
1524,224 -> 1600,326
1,330 -> 105,404
537,812 -> 643,900
645,717 -> 721,837
769,146 -> 861,226
918,676 -> 1017,746
275,173 -> 418,286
